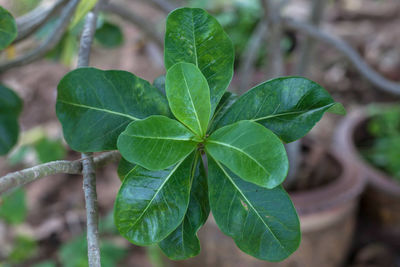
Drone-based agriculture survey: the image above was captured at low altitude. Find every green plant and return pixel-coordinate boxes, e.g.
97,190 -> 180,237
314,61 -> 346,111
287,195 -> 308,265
0,8 -> 21,155
0,6 -> 17,50
55,7 -> 343,262
0,188 -> 27,224
59,235 -> 127,267
362,106 -> 400,182
0,84 -> 22,155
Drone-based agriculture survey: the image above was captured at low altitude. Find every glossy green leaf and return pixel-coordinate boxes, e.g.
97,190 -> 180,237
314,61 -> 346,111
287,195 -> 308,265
117,115 -> 198,170
165,7 -> 234,114
206,120 -> 288,188
166,62 -> 211,137
56,67 -> 170,152
95,21 -> 124,48
214,77 -> 344,143
159,153 -> 209,260
207,157 -> 300,261
0,6 -> 17,50
114,153 -> 197,245
0,84 -> 22,155
117,157 -> 135,181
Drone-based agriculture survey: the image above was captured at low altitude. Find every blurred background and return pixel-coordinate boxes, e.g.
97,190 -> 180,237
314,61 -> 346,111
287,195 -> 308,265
0,0 -> 399,266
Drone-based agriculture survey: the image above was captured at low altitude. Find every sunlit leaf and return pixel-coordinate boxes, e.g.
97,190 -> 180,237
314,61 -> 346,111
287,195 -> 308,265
206,120 -> 288,188
165,7 -> 234,114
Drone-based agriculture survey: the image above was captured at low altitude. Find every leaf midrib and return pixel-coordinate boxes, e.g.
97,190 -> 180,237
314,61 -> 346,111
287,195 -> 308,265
122,133 -> 194,141
126,159 -> 185,233
181,66 -> 204,136
207,140 -> 270,176
214,159 -> 288,252
251,104 -> 333,122
58,100 -> 139,120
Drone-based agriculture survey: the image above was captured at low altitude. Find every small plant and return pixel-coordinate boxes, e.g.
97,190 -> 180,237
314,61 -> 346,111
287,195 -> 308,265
56,7 -> 343,262
361,106 -> 400,182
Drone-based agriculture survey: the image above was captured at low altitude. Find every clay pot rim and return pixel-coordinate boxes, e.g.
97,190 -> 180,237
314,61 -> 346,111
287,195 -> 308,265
290,139 -> 365,216
334,106 -> 400,196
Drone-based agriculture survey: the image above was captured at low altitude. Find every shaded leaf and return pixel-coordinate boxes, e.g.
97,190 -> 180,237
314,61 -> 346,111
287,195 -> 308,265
117,157 -> 135,181
59,234 -> 127,267
8,235 -> 37,263
214,77 -> 344,143
34,137 -> 66,163
0,188 -> 27,224
114,153 -> 197,245
166,62 -> 211,137
117,115 -> 198,170
95,21 -> 124,48
206,120 -> 288,188
0,6 -> 17,50
165,7 -> 234,114
209,91 -> 238,132
207,157 -> 300,261
159,153 -> 209,260
153,75 -> 166,96
56,67 -> 170,152
0,84 -> 22,155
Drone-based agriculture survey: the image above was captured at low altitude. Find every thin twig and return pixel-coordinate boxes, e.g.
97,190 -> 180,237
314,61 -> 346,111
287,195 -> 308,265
286,0 -> 328,188
295,0 -> 327,75
0,0 -> 80,73
283,17 -> 400,95
0,151 -> 120,194
77,1 -> 104,265
15,0 -> 67,43
238,20 -> 268,90
263,0 -> 284,78
101,2 -> 163,48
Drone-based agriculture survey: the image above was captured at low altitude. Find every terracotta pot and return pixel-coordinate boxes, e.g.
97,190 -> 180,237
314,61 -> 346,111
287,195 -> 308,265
334,107 -> 400,236
166,145 -> 364,267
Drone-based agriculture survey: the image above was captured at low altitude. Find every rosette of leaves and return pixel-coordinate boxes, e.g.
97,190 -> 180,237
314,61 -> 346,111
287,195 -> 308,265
56,7 -> 344,261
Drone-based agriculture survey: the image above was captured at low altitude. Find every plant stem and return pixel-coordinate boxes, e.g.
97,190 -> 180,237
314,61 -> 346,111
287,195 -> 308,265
15,0 -> 68,43
283,17 -> 400,95
295,0 -> 327,76
81,152 -> 101,267
262,0 -> 285,78
77,2 -> 104,265
0,0 -> 80,73
101,3 -> 163,48
0,152 -> 120,194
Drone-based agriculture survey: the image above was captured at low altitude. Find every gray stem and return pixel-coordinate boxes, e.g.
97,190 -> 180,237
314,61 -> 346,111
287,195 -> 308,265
295,0 -> 327,75
15,0 -> 67,43
283,17 -> 400,95
0,0 -> 80,73
0,151 -> 120,194
263,0 -> 284,78
101,2 -> 163,48
77,2 -> 103,265
238,20 -> 268,90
